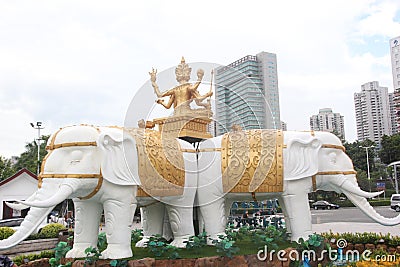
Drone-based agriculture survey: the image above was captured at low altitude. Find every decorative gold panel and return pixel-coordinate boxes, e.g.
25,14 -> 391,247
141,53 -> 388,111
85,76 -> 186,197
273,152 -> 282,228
128,129 -> 185,197
221,129 -> 283,193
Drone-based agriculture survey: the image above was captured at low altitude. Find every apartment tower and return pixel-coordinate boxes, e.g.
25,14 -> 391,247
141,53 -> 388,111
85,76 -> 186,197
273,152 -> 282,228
390,36 -> 400,133
309,108 -> 345,139
354,81 -> 392,143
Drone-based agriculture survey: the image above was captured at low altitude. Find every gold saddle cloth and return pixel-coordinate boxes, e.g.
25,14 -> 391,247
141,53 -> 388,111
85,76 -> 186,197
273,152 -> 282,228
221,129 -> 283,193
127,129 -> 185,197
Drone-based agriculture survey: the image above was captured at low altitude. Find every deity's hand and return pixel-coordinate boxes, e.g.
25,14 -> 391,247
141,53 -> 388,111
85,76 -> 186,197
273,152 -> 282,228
197,69 -> 204,80
149,68 -> 157,83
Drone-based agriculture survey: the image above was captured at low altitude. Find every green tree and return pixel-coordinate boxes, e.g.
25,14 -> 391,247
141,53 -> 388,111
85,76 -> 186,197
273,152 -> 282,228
343,139 -> 377,192
379,134 -> 400,165
331,129 -> 345,144
0,156 -> 16,181
343,139 -> 376,172
14,135 -> 50,174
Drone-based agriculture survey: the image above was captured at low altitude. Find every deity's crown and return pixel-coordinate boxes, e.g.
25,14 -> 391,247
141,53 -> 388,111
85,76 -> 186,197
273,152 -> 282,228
175,57 -> 191,83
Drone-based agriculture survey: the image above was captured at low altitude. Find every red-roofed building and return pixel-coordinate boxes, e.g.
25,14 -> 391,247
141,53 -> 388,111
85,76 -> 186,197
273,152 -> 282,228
0,168 -> 38,219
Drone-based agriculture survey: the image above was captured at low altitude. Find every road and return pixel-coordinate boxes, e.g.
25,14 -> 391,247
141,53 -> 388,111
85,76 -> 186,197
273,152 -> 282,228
311,206 -> 400,235
311,206 -> 397,224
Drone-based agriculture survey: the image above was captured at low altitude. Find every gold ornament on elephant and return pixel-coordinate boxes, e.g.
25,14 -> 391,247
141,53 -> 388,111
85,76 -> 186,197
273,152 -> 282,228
221,129 -> 283,193
128,128 -> 185,197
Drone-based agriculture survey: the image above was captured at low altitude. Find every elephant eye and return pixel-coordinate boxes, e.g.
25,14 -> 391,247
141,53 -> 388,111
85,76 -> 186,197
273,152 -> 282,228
70,150 -> 83,163
329,152 -> 337,164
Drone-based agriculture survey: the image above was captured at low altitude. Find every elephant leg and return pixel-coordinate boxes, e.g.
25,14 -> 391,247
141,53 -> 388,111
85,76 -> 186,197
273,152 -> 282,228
101,188 -> 137,259
281,180 -> 312,241
162,208 -> 173,241
277,196 -> 292,234
199,199 -> 226,245
165,205 -> 194,248
224,199 -> 234,221
66,200 -> 102,258
135,202 -> 165,247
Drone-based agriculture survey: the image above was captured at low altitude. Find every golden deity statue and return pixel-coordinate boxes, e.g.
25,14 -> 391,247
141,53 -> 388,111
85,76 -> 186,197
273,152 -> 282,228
149,57 -> 213,118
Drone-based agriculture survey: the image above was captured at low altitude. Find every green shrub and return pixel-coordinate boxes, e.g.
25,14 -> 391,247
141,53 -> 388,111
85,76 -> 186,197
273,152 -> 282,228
146,234 -> 180,259
49,241 -> 71,267
97,232 -> 107,252
0,226 -> 15,240
184,231 -> 208,250
39,223 -> 66,238
211,235 -> 240,258
12,250 -> 54,266
131,229 -> 143,244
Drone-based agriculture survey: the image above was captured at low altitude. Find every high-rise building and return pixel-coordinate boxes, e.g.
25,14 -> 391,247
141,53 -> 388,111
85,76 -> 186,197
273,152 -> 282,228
390,36 -> 400,133
389,92 -> 398,135
215,52 -> 281,135
309,108 -> 345,139
354,81 -> 393,144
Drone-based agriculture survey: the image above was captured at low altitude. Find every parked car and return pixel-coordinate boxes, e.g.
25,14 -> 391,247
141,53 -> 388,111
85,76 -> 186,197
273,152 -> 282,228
0,218 -> 24,229
390,194 -> 400,212
392,203 -> 400,212
0,217 -> 53,233
311,200 -> 339,210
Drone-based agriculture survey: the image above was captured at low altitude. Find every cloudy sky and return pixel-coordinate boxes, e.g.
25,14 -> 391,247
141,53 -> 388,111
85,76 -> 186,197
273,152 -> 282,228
1,0 -> 400,158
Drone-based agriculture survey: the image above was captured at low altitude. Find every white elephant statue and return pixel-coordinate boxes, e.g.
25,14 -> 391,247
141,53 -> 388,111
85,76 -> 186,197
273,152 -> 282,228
0,125 -> 197,259
3,126 -> 400,259
195,130 -> 400,242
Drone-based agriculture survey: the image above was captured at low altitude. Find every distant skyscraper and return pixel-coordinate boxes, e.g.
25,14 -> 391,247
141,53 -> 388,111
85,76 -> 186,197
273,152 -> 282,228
389,92 -> 398,134
390,36 -> 400,133
354,81 -> 393,144
215,52 -> 281,135
309,108 -> 345,139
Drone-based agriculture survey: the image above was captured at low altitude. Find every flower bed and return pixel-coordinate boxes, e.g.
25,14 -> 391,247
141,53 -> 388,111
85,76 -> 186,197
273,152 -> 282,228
9,226 -> 400,267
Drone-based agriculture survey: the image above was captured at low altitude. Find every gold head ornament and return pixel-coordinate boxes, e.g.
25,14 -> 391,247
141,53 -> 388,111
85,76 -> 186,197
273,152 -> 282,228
175,57 -> 192,83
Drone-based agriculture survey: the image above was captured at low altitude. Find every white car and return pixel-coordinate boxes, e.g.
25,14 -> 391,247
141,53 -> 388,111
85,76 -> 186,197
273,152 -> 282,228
390,194 -> 400,212
391,203 -> 400,212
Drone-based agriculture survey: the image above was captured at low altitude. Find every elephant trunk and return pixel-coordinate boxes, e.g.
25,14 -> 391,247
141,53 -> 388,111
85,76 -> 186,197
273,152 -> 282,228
343,191 -> 400,225
331,175 -> 400,225
0,181 -> 60,250
0,206 -> 54,249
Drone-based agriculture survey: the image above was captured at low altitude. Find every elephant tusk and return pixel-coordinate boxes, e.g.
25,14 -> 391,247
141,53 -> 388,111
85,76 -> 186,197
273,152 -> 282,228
5,201 -> 30,211
18,185 -> 73,208
340,180 -> 383,199
5,191 -> 39,210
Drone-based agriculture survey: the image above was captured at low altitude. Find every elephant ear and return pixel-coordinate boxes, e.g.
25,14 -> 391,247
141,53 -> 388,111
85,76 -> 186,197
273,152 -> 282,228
284,137 -> 322,180
98,129 -> 140,185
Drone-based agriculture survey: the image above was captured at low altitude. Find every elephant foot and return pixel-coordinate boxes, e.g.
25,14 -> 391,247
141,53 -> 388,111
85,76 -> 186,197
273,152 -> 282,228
169,235 -> 190,248
100,244 -> 133,259
66,243 -> 95,258
207,232 -> 226,246
135,236 -> 150,247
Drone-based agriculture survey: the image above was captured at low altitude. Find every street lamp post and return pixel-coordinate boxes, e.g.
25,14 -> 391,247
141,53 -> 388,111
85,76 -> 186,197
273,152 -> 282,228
30,122 -> 44,175
360,145 -> 374,193
388,161 -> 400,194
